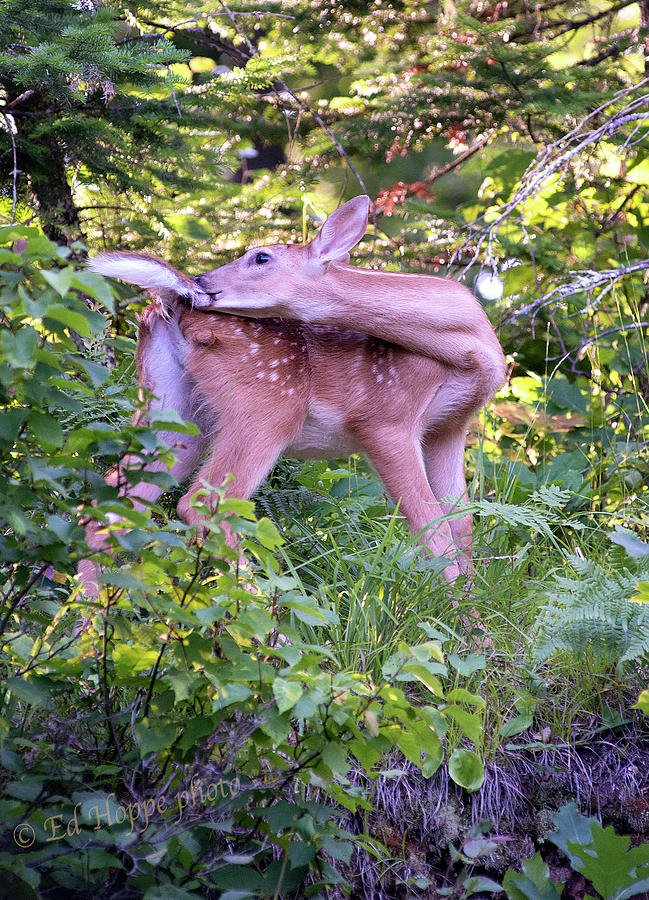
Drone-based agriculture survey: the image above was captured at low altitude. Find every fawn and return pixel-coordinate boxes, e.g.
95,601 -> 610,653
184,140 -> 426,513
78,196 -> 506,598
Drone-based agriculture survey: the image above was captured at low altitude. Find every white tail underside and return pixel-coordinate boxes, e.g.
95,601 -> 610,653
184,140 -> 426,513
88,253 -> 208,304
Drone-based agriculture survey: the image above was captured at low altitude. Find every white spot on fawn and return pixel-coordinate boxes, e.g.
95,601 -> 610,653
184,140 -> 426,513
269,359 -> 280,368
256,373 -> 264,379
269,372 -> 279,382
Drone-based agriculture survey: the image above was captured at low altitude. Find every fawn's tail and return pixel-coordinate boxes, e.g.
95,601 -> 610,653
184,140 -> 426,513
88,251 -> 209,306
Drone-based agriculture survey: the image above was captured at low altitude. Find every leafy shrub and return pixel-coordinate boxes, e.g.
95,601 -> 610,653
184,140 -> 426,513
0,231 -> 489,896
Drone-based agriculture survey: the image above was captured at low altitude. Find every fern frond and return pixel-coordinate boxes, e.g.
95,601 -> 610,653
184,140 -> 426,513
534,553 -> 649,665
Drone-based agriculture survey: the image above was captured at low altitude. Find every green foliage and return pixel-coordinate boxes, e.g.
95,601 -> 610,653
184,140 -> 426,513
2,0 -> 649,893
0,224 -> 497,899
503,852 -> 564,900
534,550 -> 649,667
0,226 -> 182,580
503,805 -> 649,900
548,804 -> 649,900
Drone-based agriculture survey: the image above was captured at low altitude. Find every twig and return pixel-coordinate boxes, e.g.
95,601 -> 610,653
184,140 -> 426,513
1,111 -> 19,224
577,321 -> 649,350
217,0 -> 377,241
500,259 -> 649,326
6,89 -> 35,108
276,78 -> 374,205
511,0 -> 638,40
597,184 -> 641,234
451,77 -> 649,274
425,133 -> 492,185
0,564 -> 49,640
116,10 -> 294,44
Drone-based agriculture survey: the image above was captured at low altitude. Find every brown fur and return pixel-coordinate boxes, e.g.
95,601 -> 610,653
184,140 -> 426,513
78,197 -> 506,598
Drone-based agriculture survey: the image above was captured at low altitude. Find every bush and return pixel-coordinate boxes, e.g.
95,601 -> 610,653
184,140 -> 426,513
0,232 -> 488,896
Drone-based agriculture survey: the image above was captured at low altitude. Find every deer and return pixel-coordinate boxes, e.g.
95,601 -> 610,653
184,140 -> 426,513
78,195 -> 506,600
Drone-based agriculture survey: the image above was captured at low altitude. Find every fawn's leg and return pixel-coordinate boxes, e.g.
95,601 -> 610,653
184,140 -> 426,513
357,427 -> 460,582
78,308 -> 204,598
176,426 -> 292,550
422,427 -> 473,576
423,426 -> 492,643
78,431 -> 204,599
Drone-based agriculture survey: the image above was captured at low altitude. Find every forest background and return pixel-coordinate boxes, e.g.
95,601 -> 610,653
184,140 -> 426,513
1,0 -> 649,897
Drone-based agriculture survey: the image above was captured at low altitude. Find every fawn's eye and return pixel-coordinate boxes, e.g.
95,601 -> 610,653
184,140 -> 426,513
255,252 -> 271,265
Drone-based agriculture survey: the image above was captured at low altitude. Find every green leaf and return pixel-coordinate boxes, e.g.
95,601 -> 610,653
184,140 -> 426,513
220,498 -> 256,518
627,156 -> 649,184
448,653 -> 486,676
547,803 -> 597,859
134,721 -> 178,756
71,355 -> 110,388
259,711 -> 292,744
448,748 -> 484,791
546,377 -> 589,415
464,875 -> 503,894
632,583 -> 649,604
44,304 -> 92,337
503,852 -> 563,900
610,528 -> 649,558
113,645 -> 161,677
403,663 -> 444,697
632,690 -> 649,715
0,407 -> 27,445
256,517 -> 283,549
273,678 -> 303,713
5,676 -> 54,709
72,271 -> 115,313
567,825 -> 649,899
282,597 -> 335,626
3,326 -> 39,368
41,267 -> 75,297
500,714 -> 533,738
446,687 -> 486,708
444,705 -> 483,746
166,670 -> 201,702
322,742 -> 350,776
27,410 -> 63,448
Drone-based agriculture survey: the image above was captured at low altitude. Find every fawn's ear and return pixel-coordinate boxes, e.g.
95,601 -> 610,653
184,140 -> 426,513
309,195 -> 370,263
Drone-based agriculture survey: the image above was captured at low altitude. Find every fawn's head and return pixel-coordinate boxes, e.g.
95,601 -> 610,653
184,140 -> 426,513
194,195 -> 370,315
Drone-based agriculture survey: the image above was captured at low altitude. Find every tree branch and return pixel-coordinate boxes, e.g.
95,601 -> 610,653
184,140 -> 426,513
1,111 -> 18,224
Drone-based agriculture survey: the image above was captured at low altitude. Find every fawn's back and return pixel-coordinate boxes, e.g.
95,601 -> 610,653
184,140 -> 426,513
171,305 -> 480,462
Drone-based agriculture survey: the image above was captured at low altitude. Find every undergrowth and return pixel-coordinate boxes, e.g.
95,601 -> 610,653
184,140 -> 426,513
1,222 -> 649,898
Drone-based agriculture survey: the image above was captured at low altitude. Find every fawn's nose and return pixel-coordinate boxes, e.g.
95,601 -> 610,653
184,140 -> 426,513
193,274 -> 221,296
